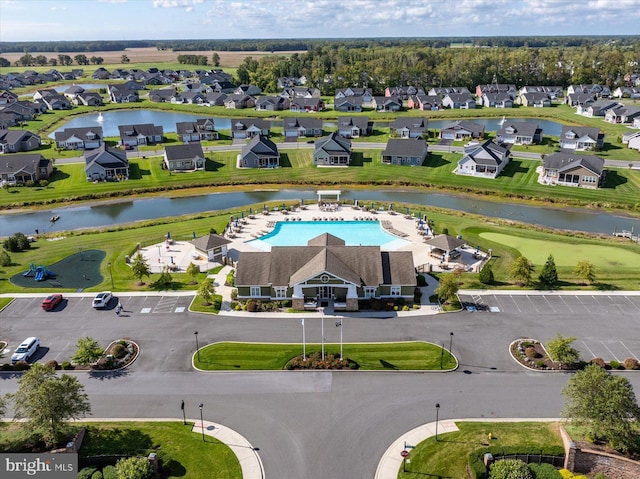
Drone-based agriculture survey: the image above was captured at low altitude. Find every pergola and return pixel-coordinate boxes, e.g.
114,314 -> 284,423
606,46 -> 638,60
316,189 -> 342,203
424,234 -> 467,262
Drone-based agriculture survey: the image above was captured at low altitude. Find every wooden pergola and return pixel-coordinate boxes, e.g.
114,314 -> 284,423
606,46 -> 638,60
316,189 -> 342,203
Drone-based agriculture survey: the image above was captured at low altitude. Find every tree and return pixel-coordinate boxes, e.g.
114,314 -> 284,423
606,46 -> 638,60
186,262 -> 200,285
0,394 -> 6,418
157,266 -> 173,287
489,459 -> 533,479
9,364 -> 91,448
0,57 -> 10,67
71,337 -> 104,367
212,52 -> 221,66
198,278 -> 215,306
546,334 -> 580,367
509,256 -> 534,286
131,253 -> 151,285
121,54 -> 130,63
574,259 -> 596,285
58,54 -> 72,66
90,56 -> 104,65
0,250 -> 11,267
538,254 -> 558,289
74,54 -> 89,65
3,232 -> 31,252
115,456 -> 152,479
478,263 -> 494,285
563,364 -> 640,453
435,273 -> 459,304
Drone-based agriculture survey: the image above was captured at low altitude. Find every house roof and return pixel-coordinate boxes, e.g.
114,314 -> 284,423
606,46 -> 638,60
84,145 -> 128,170
0,129 -> 40,145
231,118 -> 270,132
165,143 -> 205,161
389,117 -> 428,130
314,133 -> 351,155
560,126 -> 602,141
54,126 -> 103,142
241,135 -> 279,162
190,234 -> 231,252
118,123 -> 164,138
461,139 -> 510,166
497,121 -> 540,138
382,138 -> 428,157
282,117 -> 322,130
424,234 -> 466,252
442,120 -> 484,135
0,153 -> 47,175
337,116 -> 370,131
543,152 -> 605,176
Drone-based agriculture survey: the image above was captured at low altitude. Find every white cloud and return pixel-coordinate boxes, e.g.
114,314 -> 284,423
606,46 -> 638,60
153,0 -> 204,8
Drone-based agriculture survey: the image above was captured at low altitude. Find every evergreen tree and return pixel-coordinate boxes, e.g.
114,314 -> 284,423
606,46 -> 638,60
479,263 -> 494,285
71,337 -> 104,367
538,254 -> 558,289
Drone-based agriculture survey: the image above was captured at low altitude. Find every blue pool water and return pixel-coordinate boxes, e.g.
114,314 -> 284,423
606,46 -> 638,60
248,221 -> 410,249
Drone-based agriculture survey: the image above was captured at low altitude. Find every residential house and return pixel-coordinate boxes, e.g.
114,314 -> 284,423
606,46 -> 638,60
518,86 -> 563,100
290,97 -> 325,112
1,102 -> 38,122
54,127 -> 103,150
255,96 -> 290,111
567,84 -> 611,98
239,135 -> 280,168
149,88 -> 176,103
613,87 -> 640,99
75,91 -> 103,107
604,105 -> 640,124
336,116 -> 372,138
118,123 -> 164,147
480,92 -> 514,108
517,92 -> 552,107
456,140 -> 511,178
224,94 -> 255,109
0,90 -> 18,105
334,96 -> 363,112
313,133 -> 352,166
84,145 -> 129,181
629,135 -> 640,151
109,86 -> 139,103
164,143 -> 206,171
381,138 -> 428,166
565,93 -> 596,107
541,152 -> 605,188
190,234 -> 232,264
205,92 -> 228,106
231,118 -> 271,139
475,84 -> 517,99
439,120 -> 485,140
0,153 -> 51,184
234,84 -> 262,96
334,87 -> 374,107
559,126 -> 604,151
622,130 -> 640,145
92,68 -> 111,80
577,99 -> 620,117
235,233 -> 417,311
280,87 -> 321,99
0,130 -> 41,154
385,86 -> 423,100
175,90 -> 207,105
496,122 -> 543,145
442,92 -> 476,109
407,94 -> 442,111
176,118 -> 218,142
428,87 -> 470,96
61,85 -> 85,101
389,117 -> 428,138
373,96 -> 403,112
33,89 -> 71,110
282,117 -> 323,138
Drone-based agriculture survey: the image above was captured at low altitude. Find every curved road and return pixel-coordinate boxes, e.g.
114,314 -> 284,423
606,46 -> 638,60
2,297 -> 640,478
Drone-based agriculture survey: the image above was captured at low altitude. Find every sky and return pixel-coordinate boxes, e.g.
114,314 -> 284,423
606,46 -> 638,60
1,0 -> 639,42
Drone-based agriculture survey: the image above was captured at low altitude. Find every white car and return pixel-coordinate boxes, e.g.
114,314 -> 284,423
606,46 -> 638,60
92,292 -> 113,309
11,337 -> 40,364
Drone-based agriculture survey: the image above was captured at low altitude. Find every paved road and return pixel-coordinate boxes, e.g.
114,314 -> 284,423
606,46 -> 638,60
3,295 -> 640,478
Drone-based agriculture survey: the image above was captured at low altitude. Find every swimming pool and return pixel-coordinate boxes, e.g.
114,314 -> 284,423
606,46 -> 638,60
248,221 -> 411,250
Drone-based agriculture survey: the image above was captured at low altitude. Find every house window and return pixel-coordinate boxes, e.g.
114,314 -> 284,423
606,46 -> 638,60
582,176 -> 597,184
364,287 -> 376,299
390,286 -> 401,296
274,287 -> 287,299
250,286 -> 261,297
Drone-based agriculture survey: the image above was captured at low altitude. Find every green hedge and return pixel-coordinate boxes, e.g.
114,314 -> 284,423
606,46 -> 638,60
469,446 -> 566,479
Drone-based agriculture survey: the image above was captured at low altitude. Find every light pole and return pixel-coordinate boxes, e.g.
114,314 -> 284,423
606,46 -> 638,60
198,403 -> 205,442
435,403 -> 440,441
318,307 -> 325,360
194,331 -> 200,363
335,320 -> 343,360
449,332 -> 454,362
107,261 -> 114,289
440,342 -> 445,369
300,318 -> 306,361
181,400 -> 186,425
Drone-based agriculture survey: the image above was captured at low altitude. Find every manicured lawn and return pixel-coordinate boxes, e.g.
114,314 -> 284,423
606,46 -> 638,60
79,422 -> 241,479
397,421 -> 564,479
0,297 -> 13,310
194,341 -> 457,371
189,294 -> 223,314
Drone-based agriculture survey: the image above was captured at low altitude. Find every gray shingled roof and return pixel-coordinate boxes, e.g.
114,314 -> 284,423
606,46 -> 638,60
190,234 -> 231,252
382,138 -> 428,157
54,126 -> 103,142
424,234 -> 466,252
543,152 -> 604,176
165,143 -> 204,161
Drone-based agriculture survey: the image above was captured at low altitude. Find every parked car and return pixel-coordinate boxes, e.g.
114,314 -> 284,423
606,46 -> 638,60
92,292 -> 113,309
41,293 -> 63,311
11,337 -> 40,363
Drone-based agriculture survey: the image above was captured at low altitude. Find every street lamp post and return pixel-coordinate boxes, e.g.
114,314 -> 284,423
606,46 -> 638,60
440,342 -> 445,369
198,403 -> 205,442
449,332 -> 454,362
318,307 -> 325,360
435,403 -> 440,441
107,261 -> 114,289
300,318 -> 306,361
194,331 -> 200,362
335,320 -> 343,360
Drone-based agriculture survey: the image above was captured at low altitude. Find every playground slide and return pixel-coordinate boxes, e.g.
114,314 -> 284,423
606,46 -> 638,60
35,267 -> 44,281
23,264 -> 36,277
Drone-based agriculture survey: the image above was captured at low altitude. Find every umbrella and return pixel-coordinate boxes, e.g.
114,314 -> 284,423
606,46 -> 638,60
241,211 -> 244,219
249,207 -> 253,215
235,219 -> 239,227
263,204 -> 267,210
167,231 -> 171,239
406,207 -> 409,215
418,212 -> 422,220
192,232 -> 196,239
301,198 -> 304,206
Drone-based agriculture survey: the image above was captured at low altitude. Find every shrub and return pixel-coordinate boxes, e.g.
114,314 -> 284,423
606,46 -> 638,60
416,274 -> 427,286
0,250 -> 11,267
25,180 -> 35,187
402,305 -> 409,311
102,466 -> 117,479
61,361 -> 73,370
13,360 -> 30,371
111,343 -> 127,359
623,357 -> 639,370
525,347 -> 539,359
528,462 -> 562,479
479,263 -> 495,285
609,360 -> 622,370
230,289 -> 238,300
91,471 -> 103,479
536,360 -> 546,368
489,459 -> 533,479
3,232 -> 31,252
246,300 -> 259,312
45,360 -> 59,370
590,357 -> 606,368
78,467 -> 97,479
39,179 -> 49,187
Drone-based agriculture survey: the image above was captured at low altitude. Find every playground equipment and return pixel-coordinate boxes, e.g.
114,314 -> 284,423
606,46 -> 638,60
23,263 -> 56,281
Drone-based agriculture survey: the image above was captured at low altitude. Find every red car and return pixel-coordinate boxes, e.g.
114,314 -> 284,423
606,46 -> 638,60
42,293 -> 63,311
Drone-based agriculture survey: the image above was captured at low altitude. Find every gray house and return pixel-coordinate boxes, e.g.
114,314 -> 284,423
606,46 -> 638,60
0,130 -> 41,154
382,138 -> 428,166
337,116 -> 372,138
118,123 -> 164,147
239,135 -> 280,168
442,92 -> 476,109
334,96 -> 363,112
231,118 -> 270,139
84,145 -> 129,181
55,127 -> 103,150
440,120 -> 485,140
0,153 -> 51,184
559,126 -> 604,151
313,133 -> 352,166
164,143 -> 206,171
457,140 -> 511,178
496,122 -> 543,145
190,234 -> 232,264
282,117 -> 323,138
389,117 -> 428,138
176,118 -> 218,142
541,152 -> 605,188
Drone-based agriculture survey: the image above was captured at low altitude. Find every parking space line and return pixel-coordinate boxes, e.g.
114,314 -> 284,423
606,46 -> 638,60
624,296 -> 640,312
525,295 -> 540,313
620,341 -> 639,360
601,342 -> 620,362
580,341 -> 597,360
509,295 -> 522,313
558,296 -> 574,313
541,295 -> 555,313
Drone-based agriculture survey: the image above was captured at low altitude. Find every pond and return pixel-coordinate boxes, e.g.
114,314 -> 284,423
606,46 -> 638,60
1,189 -> 638,238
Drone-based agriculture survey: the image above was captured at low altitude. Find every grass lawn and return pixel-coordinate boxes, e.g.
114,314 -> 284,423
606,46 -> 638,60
189,294 -> 223,314
398,421 -> 564,479
194,341 -> 457,371
0,297 -> 13,310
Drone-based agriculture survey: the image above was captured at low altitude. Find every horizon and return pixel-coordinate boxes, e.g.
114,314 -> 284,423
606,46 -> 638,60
2,0 -> 640,42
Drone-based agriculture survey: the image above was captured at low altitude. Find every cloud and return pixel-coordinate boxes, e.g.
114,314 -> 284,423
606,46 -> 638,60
153,0 -> 204,8
97,0 -> 128,3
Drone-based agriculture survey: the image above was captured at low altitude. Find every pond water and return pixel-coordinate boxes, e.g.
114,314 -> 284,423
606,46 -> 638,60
2,189 -> 638,238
